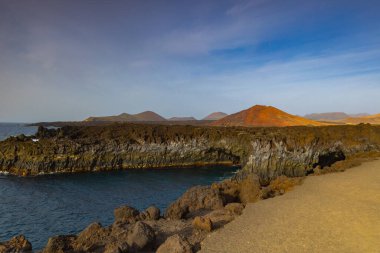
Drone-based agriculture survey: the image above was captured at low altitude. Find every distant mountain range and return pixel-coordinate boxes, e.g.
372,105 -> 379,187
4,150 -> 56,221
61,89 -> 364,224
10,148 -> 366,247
304,112 -> 350,121
348,113 -> 371,118
83,107 -> 379,127
85,111 -> 226,122
304,112 -> 370,121
85,111 -> 167,122
211,105 -> 324,127
168,117 -> 197,121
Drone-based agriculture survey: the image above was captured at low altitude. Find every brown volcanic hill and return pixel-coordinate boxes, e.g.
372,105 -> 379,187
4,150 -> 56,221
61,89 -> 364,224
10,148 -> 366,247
304,112 -> 350,121
203,112 -> 228,121
84,111 -> 166,122
169,117 -> 197,121
340,113 -> 380,125
211,105 -> 325,127
133,111 -> 167,121
85,113 -> 137,122
349,113 -> 370,117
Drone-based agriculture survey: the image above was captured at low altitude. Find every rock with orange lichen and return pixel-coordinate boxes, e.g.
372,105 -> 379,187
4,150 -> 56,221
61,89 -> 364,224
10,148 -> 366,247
192,217 -> 213,232
0,235 -> 32,253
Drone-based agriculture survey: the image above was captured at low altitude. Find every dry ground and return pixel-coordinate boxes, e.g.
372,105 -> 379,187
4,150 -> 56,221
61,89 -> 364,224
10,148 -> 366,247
200,159 -> 380,253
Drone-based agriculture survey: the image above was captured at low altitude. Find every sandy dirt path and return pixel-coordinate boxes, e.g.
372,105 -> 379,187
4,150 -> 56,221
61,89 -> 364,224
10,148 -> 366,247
200,159 -> 380,253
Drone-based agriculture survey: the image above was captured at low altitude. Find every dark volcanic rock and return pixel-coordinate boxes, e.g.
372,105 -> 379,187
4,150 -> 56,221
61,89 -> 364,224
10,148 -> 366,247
103,242 -> 128,253
224,203 -> 245,215
0,235 -> 32,253
204,209 -> 235,230
113,205 -> 161,225
42,235 -> 76,253
126,221 -> 155,252
74,222 -> 111,252
165,186 -> 225,219
192,216 -> 213,232
41,219 -> 155,253
114,205 -> 140,223
261,175 -> 303,199
144,206 -> 161,220
238,174 -> 261,203
1,124 -> 380,183
211,179 -> 241,203
156,234 -> 193,253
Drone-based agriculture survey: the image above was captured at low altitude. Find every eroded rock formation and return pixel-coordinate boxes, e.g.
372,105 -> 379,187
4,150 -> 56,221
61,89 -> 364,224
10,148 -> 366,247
1,124 -> 380,183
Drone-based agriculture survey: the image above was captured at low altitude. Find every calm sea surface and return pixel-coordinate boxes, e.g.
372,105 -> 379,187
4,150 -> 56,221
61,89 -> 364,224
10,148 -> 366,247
0,123 -> 237,250
0,123 -> 38,141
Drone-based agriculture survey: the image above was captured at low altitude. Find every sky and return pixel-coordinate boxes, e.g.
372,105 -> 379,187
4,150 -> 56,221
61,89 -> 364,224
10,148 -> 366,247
0,0 -> 380,122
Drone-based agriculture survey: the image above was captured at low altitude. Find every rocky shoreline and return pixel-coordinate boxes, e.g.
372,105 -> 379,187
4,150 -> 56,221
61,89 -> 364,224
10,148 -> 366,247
1,171 -> 303,253
1,152 -> 377,253
1,123 -> 380,252
1,124 -> 380,180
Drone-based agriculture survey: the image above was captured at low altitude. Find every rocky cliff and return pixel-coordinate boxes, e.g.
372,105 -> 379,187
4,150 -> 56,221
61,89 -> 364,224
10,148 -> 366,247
1,124 -> 380,183
239,125 -> 380,184
0,124 -> 244,176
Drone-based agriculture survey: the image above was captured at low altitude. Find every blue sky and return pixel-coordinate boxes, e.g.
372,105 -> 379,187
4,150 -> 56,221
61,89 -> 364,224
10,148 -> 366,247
0,0 -> 379,122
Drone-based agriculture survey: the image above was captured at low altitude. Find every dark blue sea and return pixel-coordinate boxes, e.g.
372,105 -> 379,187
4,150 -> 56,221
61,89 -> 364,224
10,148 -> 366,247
0,123 -> 38,141
0,123 -> 237,250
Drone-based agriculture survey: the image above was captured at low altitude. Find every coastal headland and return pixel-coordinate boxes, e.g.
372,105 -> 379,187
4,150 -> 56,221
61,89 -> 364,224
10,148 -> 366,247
1,123 -> 380,181
0,123 -> 380,252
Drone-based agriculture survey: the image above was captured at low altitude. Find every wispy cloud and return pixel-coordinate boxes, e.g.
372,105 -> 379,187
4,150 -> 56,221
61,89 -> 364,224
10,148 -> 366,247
0,0 -> 379,121
226,0 -> 272,16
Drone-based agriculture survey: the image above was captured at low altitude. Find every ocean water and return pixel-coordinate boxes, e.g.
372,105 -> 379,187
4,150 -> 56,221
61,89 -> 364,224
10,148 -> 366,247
0,123 -> 38,141
0,123 -> 238,250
